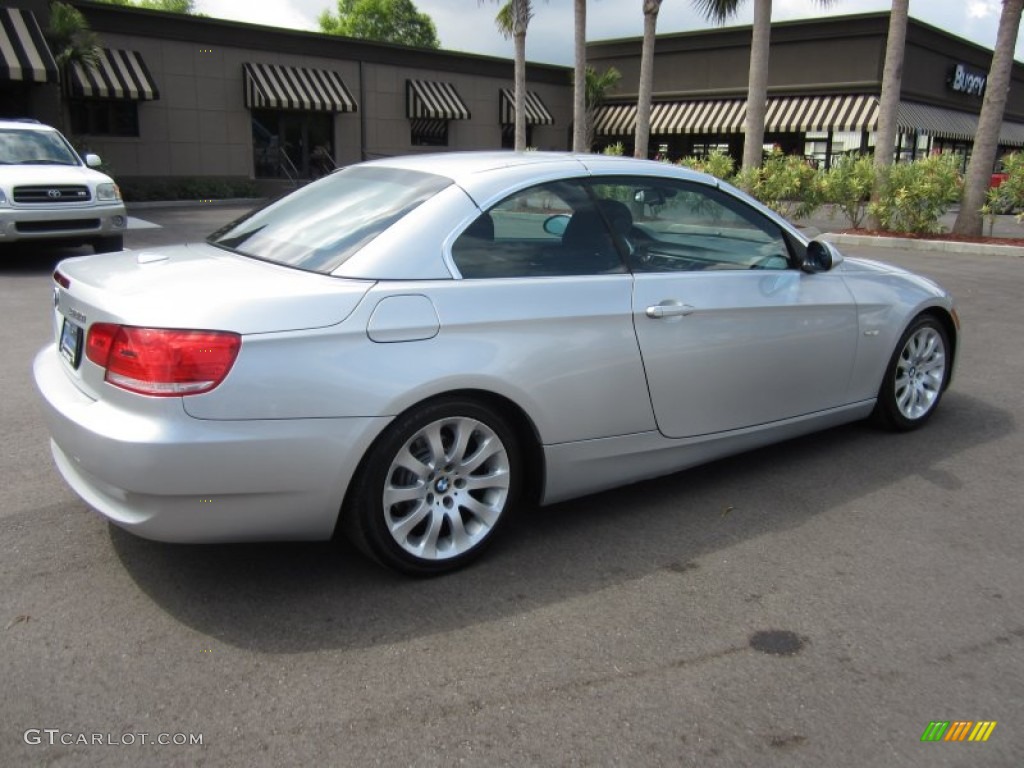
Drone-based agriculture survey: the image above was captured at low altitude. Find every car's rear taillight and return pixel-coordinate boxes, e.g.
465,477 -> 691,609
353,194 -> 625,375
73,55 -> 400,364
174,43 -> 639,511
85,324 -> 240,396
53,270 -> 71,289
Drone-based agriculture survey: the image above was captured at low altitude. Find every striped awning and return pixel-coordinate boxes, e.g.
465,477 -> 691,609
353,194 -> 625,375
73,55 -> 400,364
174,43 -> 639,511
764,94 -> 879,133
499,88 -> 554,125
592,93 -> 1024,147
651,99 -> 747,134
407,80 -> 469,120
243,63 -> 357,112
895,101 -> 978,143
593,103 -> 637,136
67,49 -> 159,101
596,95 -> 876,136
997,121 -> 1024,147
895,101 -> 1024,146
595,99 -> 745,136
0,8 -> 58,84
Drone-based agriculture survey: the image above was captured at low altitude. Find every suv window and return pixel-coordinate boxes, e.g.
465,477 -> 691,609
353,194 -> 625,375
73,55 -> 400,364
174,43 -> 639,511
0,128 -> 80,166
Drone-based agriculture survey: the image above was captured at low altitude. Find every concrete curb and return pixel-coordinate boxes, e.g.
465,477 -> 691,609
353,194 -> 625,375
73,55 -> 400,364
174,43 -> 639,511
125,198 -> 264,212
821,232 -> 1024,258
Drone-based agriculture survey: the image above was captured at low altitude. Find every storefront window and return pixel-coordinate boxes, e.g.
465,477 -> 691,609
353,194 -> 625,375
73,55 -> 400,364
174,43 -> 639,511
69,100 -> 139,137
501,124 -> 533,149
252,110 -> 334,180
0,84 -> 30,118
411,119 -> 448,147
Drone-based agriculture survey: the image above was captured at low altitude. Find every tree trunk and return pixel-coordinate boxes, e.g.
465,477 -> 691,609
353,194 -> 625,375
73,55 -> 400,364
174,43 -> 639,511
573,0 -> 587,152
868,0 -> 909,229
634,0 -> 660,159
954,0 -> 1024,235
742,0 -> 772,172
514,27 -> 527,151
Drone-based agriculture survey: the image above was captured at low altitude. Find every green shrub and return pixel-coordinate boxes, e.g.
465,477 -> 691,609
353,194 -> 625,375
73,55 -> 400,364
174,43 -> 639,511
118,177 -> 260,202
676,150 -> 735,181
819,154 -> 875,229
982,151 -> 1024,219
734,148 -> 823,220
601,142 -> 625,156
869,154 -> 962,234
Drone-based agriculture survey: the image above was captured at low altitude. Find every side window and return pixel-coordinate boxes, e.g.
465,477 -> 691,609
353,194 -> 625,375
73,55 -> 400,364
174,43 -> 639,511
589,178 -> 793,272
451,180 -> 627,278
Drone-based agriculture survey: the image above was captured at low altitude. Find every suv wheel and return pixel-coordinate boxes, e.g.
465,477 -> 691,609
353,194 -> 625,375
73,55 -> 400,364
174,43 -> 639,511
92,235 -> 124,254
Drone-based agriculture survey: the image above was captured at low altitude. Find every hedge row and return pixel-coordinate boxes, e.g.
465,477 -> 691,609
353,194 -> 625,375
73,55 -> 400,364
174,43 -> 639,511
117,177 -> 260,203
676,149 -> 965,235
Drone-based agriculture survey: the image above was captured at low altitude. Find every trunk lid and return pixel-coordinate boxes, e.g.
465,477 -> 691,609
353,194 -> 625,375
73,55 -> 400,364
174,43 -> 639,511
56,242 -> 374,333
51,242 -> 374,400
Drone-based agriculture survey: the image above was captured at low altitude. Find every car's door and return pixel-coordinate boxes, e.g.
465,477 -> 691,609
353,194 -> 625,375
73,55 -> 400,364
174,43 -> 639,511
446,178 -> 656,444
589,177 -> 860,439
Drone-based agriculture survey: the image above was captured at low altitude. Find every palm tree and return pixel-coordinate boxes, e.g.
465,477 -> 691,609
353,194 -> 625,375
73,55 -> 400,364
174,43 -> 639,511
868,0 -> 909,230
573,0 -> 587,152
46,2 -> 102,133
494,0 -> 535,151
47,2 -> 101,71
634,0 -> 662,159
585,65 -> 622,150
694,0 -> 837,172
954,0 -> 1024,236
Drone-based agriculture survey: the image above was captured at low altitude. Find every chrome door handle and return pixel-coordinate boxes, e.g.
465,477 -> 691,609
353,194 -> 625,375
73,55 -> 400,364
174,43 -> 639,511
645,302 -> 695,319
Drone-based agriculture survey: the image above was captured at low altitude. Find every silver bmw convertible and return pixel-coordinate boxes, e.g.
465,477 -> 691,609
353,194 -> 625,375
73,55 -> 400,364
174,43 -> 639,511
34,152 -> 958,574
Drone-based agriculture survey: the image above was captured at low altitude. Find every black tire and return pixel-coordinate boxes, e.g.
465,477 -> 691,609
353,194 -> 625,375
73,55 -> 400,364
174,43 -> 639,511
344,397 -> 521,575
873,314 -> 951,431
92,235 -> 124,254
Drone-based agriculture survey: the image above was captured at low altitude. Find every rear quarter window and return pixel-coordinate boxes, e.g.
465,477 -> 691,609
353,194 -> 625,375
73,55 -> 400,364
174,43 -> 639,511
209,166 -> 452,273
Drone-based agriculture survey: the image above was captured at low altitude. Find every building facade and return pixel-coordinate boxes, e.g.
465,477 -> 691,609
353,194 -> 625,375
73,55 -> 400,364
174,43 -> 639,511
587,12 -> 1024,168
5,5 -> 1022,184
1,0 -> 572,189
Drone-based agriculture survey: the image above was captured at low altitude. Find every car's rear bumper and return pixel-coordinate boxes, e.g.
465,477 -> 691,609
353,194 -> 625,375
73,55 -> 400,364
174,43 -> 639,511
0,202 -> 126,244
33,344 -> 388,542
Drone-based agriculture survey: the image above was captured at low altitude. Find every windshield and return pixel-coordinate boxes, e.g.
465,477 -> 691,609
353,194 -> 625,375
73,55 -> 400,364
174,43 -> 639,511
209,166 -> 452,273
0,128 -> 81,166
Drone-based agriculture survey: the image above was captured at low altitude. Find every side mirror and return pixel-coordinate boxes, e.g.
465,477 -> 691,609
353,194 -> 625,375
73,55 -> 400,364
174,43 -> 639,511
543,213 -> 570,236
84,153 -> 102,168
803,239 -> 844,273
634,188 -> 666,206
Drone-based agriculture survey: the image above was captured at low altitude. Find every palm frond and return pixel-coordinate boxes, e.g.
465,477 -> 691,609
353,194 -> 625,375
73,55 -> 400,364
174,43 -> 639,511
46,2 -> 101,69
493,0 -> 533,39
495,1 -> 515,38
585,66 -> 621,107
691,0 -> 742,24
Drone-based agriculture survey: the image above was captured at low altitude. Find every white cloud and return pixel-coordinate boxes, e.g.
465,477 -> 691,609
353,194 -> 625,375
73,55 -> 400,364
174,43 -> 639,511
196,0 -> 316,31
192,0 -> 1022,65
967,1 -> 999,20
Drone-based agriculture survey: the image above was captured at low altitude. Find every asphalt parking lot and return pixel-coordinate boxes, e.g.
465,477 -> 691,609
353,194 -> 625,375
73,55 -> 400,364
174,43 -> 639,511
1,207 -> 1022,767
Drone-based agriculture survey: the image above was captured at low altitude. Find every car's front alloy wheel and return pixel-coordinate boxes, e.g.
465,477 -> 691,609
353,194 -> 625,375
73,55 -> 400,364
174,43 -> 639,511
346,398 -> 520,574
875,315 -> 951,431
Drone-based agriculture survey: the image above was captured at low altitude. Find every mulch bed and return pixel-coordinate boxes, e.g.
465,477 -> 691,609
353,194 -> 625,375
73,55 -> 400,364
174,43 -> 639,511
839,229 -> 1024,247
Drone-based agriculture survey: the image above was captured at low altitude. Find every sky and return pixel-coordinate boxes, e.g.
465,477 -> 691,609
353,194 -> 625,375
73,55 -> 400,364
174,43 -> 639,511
194,1 -> 1021,66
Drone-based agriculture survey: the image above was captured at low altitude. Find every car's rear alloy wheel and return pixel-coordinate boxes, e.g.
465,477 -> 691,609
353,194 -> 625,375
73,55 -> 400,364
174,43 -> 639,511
875,315 -> 950,431
347,399 -> 520,574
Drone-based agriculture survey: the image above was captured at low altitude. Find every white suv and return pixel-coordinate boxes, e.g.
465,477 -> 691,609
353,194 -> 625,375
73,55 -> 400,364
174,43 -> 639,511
0,119 -> 126,253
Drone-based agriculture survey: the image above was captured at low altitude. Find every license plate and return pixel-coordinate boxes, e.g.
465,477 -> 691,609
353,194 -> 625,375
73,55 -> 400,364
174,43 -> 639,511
59,317 -> 83,369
